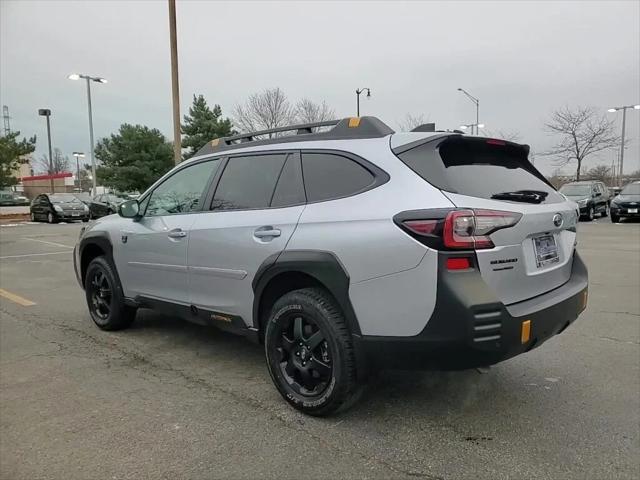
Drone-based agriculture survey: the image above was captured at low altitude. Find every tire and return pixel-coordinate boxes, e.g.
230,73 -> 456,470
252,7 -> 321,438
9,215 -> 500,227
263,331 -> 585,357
47,212 -> 57,224
611,214 -> 620,223
601,204 -> 609,218
30,211 -> 36,222
82,217 -> 89,223
84,256 -> 137,331
264,287 -> 360,416
588,206 -> 595,221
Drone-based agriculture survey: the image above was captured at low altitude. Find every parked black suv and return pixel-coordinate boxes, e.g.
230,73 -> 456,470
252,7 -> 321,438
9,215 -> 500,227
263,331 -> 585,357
610,181 -> 640,223
559,181 -> 610,220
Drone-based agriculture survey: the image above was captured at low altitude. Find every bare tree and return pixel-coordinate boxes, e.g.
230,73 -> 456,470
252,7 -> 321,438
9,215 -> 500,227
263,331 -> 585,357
583,164 -> 613,184
233,87 -> 295,137
36,148 -> 69,174
294,98 -> 335,125
543,106 -> 620,181
483,129 -> 521,142
397,113 -> 428,132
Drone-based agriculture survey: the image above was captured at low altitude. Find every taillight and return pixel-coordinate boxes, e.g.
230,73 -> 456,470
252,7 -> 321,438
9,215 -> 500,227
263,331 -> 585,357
398,208 -> 521,250
443,209 -> 521,249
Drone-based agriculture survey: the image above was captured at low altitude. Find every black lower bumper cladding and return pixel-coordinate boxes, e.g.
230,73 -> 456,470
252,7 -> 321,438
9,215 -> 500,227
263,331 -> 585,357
359,251 -> 588,370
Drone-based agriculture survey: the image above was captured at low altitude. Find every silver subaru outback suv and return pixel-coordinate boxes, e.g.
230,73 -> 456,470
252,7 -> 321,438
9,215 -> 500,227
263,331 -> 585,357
74,117 -> 588,416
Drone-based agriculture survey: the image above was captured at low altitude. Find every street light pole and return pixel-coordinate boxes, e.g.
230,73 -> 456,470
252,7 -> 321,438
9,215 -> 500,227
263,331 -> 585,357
85,77 -> 97,195
460,123 -> 485,134
73,152 -> 85,190
68,73 -> 107,197
37,109 -> 54,193
355,88 -> 371,117
608,104 -> 640,186
457,88 -> 480,135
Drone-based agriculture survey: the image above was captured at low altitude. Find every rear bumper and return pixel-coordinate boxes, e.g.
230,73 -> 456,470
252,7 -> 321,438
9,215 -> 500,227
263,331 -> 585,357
358,251 -> 588,370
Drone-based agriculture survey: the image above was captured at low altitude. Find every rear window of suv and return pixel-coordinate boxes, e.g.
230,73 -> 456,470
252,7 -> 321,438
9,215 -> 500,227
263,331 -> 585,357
397,137 -> 564,204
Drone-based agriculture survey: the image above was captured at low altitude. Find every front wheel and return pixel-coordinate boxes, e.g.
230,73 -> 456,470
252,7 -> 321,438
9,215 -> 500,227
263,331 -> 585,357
47,212 -> 57,224
588,207 -> 595,221
611,214 -> 620,223
85,256 -> 137,331
601,204 -> 609,218
30,211 -> 36,222
264,288 -> 361,416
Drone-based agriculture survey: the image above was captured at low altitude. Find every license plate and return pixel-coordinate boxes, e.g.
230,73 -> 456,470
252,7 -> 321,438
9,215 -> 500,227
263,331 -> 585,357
72,212 -> 80,217
628,208 -> 638,214
533,234 -> 559,268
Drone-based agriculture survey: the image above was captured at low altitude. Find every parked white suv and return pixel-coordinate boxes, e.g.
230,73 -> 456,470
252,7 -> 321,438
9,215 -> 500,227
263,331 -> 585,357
74,117 -> 588,415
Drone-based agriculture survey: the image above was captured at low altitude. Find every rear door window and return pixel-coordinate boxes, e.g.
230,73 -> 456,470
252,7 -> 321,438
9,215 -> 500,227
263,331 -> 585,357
397,137 -> 564,204
302,152 -> 375,202
211,153 -> 288,211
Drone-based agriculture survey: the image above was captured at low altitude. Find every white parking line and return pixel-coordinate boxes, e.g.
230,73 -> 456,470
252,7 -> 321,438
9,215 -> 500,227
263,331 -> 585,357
22,238 -> 74,249
0,251 -> 71,259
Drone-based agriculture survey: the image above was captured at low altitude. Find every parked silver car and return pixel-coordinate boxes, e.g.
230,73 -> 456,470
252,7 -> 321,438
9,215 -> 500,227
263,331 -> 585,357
74,117 -> 588,415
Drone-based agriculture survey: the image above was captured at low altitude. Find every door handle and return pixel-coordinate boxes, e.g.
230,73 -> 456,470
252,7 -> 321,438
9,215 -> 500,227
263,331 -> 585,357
254,228 -> 281,238
168,228 -> 187,239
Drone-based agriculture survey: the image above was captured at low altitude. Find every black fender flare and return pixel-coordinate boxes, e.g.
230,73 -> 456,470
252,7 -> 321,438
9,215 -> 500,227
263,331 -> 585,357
78,231 -> 122,293
252,250 -> 362,338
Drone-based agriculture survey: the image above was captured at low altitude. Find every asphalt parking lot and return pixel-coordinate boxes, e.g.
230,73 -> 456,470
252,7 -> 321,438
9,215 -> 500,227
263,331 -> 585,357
1,219 -> 639,480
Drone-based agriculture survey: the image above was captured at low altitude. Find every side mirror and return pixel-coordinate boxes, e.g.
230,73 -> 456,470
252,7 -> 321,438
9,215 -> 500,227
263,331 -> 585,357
118,199 -> 140,218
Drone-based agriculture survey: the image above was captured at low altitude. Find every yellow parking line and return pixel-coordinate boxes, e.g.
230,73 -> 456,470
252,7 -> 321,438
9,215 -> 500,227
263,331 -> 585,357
0,288 -> 36,307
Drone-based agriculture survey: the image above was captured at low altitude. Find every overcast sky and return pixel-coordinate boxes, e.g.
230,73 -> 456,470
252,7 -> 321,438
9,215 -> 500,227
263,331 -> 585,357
1,0 -> 639,176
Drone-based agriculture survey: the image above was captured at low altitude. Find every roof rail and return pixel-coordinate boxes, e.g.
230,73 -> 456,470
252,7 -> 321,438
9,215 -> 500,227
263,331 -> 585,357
194,116 -> 394,157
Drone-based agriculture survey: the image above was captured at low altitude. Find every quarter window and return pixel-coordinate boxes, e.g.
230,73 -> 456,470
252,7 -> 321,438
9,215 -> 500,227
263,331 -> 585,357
211,154 -> 288,210
271,155 -> 306,207
145,159 -> 220,216
302,153 -> 375,202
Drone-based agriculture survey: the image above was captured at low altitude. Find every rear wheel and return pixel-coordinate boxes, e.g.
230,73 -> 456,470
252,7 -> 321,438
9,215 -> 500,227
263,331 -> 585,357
85,256 -> 136,330
264,287 -> 360,416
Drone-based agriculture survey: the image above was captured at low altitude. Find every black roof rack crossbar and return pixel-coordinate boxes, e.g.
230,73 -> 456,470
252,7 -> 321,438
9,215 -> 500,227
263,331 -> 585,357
194,116 -> 395,157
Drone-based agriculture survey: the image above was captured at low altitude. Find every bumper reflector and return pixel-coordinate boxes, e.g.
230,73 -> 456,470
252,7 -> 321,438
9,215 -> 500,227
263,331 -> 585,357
581,289 -> 588,311
521,320 -> 531,344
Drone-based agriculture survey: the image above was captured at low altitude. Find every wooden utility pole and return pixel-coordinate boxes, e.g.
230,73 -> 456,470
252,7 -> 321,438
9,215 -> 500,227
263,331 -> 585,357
168,0 -> 181,165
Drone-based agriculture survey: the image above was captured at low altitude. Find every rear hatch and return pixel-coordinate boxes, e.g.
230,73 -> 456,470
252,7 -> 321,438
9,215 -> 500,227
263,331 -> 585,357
395,136 -> 578,305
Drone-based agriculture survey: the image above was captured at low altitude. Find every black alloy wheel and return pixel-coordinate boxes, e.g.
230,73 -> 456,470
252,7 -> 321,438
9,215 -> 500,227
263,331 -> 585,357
274,314 -> 333,397
89,269 -> 113,323
265,288 -> 361,416
84,256 -> 136,330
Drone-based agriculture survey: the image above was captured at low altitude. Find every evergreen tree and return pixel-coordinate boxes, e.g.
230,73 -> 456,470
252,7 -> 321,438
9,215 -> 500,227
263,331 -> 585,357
182,94 -> 234,159
0,131 -> 36,188
95,124 -> 173,192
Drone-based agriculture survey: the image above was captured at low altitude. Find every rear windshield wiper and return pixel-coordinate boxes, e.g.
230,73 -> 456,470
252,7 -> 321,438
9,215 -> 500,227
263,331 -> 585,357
491,190 -> 548,204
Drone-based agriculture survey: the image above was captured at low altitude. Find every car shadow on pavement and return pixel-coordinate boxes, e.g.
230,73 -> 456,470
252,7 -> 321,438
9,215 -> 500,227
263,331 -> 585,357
126,309 -> 539,421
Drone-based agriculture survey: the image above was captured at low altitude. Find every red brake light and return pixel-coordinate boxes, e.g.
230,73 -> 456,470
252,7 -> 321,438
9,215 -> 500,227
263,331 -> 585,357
486,139 -> 506,146
446,257 -> 472,270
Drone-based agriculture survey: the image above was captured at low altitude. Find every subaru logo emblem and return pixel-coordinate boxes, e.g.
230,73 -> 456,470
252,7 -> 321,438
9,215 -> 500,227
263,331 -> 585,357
553,213 -> 563,228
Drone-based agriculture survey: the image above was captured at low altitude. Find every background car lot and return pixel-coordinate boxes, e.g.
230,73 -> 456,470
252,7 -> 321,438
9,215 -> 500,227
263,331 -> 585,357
1,219 -> 638,479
